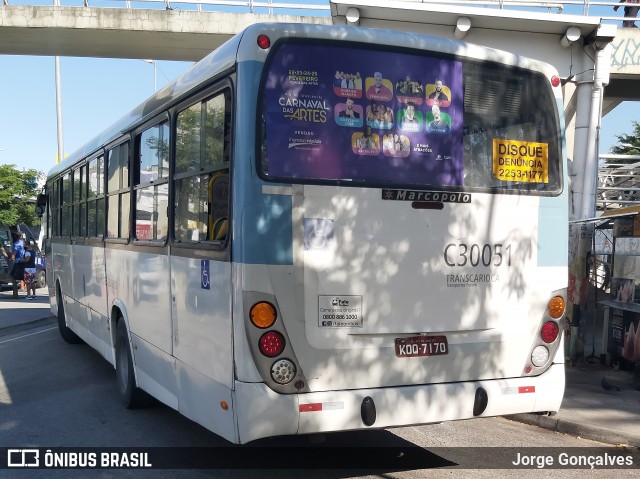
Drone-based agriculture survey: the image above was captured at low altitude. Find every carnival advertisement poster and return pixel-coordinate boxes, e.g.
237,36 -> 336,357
262,43 -> 464,187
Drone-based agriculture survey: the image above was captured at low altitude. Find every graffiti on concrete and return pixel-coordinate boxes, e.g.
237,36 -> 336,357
611,32 -> 640,72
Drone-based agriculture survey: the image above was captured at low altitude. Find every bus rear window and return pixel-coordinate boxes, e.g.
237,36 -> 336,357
259,41 -> 561,194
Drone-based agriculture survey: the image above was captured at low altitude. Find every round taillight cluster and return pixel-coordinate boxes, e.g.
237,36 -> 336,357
526,298 -> 564,372
250,301 -> 298,385
540,321 -> 560,344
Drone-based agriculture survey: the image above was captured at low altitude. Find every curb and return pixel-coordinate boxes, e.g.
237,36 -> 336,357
506,413 -> 640,447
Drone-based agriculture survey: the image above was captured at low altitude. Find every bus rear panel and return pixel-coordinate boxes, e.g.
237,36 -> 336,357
232,25 -> 567,443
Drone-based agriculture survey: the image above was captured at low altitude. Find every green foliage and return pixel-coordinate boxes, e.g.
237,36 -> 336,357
610,120 -> 640,156
0,164 -> 43,227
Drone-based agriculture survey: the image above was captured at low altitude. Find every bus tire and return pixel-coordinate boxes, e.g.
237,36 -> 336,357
57,289 -> 83,345
115,320 -> 152,408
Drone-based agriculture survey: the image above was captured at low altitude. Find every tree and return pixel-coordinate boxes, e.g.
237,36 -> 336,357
610,120 -> 640,156
0,164 -> 43,227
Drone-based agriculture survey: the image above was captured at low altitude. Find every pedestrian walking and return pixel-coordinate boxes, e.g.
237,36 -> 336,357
22,244 -> 37,300
10,232 -> 26,295
614,0 -> 639,28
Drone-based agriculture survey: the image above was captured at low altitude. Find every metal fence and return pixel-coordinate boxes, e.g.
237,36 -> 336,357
598,155 -> 640,212
2,0 -> 332,13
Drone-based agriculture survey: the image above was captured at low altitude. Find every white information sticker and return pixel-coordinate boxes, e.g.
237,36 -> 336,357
318,295 -> 363,328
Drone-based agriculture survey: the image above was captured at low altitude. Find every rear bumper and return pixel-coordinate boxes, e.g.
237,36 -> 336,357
234,362 -> 565,444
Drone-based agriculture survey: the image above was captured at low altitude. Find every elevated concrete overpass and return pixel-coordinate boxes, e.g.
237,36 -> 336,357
0,3 -> 638,66
1,3 -> 638,74
0,6 -> 331,61
0,3 -> 638,91
606,28 -> 640,113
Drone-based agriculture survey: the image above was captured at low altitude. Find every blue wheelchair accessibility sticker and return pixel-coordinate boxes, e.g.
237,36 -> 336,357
201,260 -> 210,290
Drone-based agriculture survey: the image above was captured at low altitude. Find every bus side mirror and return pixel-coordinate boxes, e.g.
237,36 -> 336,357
35,193 -> 47,218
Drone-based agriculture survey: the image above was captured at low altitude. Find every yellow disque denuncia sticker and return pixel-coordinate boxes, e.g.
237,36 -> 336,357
492,139 -> 549,183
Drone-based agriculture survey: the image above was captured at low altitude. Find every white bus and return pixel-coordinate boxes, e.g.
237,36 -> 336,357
41,23 -> 568,444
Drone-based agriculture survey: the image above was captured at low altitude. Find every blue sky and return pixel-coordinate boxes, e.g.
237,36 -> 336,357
0,55 -> 192,176
0,2 -> 636,176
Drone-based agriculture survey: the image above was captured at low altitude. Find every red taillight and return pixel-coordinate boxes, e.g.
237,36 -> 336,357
257,34 -> 271,49
551,75 -> 560,87
259,331 -> 285,357
540,321 -> 559,343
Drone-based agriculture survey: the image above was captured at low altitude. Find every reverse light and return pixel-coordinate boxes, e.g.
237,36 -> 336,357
548,296 -> 565,319
541,321 -> 560,343
257,34 -> 271,49
250,302 -> 277,328
259,331 -> 285,357
271,359 -> 296,384
531,345 -> 550,367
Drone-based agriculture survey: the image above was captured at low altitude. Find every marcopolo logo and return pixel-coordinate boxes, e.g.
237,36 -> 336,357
382,189 -> 471,203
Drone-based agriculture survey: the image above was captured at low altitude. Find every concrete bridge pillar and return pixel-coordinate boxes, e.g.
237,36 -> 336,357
567,29 -> 615,359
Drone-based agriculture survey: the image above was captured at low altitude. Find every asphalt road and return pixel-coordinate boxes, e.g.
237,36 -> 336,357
0,322 -> 638,479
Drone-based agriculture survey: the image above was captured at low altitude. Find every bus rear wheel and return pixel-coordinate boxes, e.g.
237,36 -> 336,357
115,320 -> 152,408
57,288 -> 83,345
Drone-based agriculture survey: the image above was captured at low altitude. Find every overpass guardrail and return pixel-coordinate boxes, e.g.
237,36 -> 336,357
2,0 -> 331,13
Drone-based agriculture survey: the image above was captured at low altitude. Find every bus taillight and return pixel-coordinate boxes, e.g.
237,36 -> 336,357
540,321 -> 560,343
257,34 -> 271,49
531,346 -> 550,367
250,302 -> 277,328
271,359 -> 296,384
259,331 -> 285,357
547,296 -> 565,319
551,75 -> 560,87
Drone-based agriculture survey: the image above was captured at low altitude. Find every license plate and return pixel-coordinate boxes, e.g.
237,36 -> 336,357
395,335 -> 448,358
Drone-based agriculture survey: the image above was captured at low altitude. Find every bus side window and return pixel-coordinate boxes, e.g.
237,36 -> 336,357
208,171 -> 229,241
